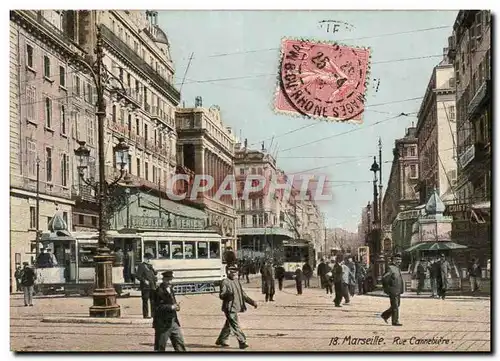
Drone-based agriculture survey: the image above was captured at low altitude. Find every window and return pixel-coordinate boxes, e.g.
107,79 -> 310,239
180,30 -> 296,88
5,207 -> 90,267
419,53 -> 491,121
119,109 -> 125,125
136,118 -> 140,135
264,213 -> 269,225
78,214 -> 84,224
258,214 -> 263,226
73,111 -> 80,140
128,115 -> 132,134
144,124 -> 148,140
29,206 -> 36,229
26,86 -> 36,122
45,148 -> 52,182
209,241 -> 220,258
197,242 -> 208,259
240,200 -> 245,210
59,66 -> 66,87
26,139 -> 36,177
44,97 -> 52,128
136,158 -> 141,177
91,217 -> 97,227
239,168 -> 245,175
86,83 -> 92,103
47,216 -> 53,228
184,241 -> 195,259
258,198 -> 263,209
251,168 -> 256,175
26,44 -> 34,68
60,153 -> 69,187
251,199 -> 257,210
112,105 -> 117,122
60,105 -> 66,135
144,241 -> 157,259
172,241 -> 183,258
409,164 -> 417,179
74,75 -> 80,97
87,118 -> 95,145
158,241 -> 170,259
448,105 -> 455,121
410,147 -> 415,157
257,167 -> 263,175
62,212 -> 68,226
43,55 -> 50,78
145,161 -> 149,180
252,214 -> 258,227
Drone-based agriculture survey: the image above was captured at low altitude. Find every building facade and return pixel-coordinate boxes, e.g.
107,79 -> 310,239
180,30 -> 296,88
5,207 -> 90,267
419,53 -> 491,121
10,10 -> 93,289
415,53 -> 457,204
175,101 -> 237,250
445,10 -> 491,266
382,127 -> 420,253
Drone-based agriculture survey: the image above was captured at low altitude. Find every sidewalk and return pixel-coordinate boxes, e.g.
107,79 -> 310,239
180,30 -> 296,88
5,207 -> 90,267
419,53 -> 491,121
366,289 -> 490,300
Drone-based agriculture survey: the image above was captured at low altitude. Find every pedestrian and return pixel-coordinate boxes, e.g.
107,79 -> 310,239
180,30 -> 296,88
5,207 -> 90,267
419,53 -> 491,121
340,258 -> 351,304
346,256 -> 356,297
302,262 -> 312,288
14,265 -> 22,292
243,259 -> 251,283
356,261 -> 367,295
294,267 -> 303,295
416,259 -> 426,295
20,262 -> 36,307
153,270 -> 186,352
437,254 -> 450,300
381,253 -> 404,326
333,256 -> 343,307
114,247 -> 124,266
215,265 -> 257,349
324,261 -> 333,295
468,258 -> 482,293
124,245 -> 136,283
262,259 -> 276,302
275,263 -> 285,291
317,259 -> 328,289
136,253 -> 158,318
429,258 -> 440,298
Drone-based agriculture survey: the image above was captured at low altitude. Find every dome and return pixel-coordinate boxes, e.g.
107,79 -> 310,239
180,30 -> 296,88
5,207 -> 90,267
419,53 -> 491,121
153,25 -> 170,47
48,212 -> 69,232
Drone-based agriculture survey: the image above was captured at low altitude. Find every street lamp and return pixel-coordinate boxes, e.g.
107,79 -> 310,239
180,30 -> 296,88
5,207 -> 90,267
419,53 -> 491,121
71,26 -> 137,318
369,156 -> 382,281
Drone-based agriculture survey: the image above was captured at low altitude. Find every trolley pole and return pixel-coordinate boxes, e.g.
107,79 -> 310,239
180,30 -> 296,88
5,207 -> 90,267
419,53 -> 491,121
35,157 -> 40,260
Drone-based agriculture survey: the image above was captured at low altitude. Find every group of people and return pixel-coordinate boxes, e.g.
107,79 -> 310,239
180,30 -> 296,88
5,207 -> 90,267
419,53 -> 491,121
14,262 -> 37,307
414,254 -> 452,299
317,255 -> 369,306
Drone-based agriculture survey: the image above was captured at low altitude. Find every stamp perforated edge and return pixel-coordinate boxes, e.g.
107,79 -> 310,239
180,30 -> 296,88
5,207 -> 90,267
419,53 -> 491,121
272,36 -> 372,125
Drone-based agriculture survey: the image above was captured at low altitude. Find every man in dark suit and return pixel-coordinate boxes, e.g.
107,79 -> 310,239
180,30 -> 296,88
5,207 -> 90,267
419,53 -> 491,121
21,262 -> 37,306
216,265 -> 257,349
136,253 -> 157,319
381,253 -> 404,326
274,263 -> 285,291
317,259 -> 328,290
153,270 -> 186,352
332,256 -> 343,307
262,259 -> 275,302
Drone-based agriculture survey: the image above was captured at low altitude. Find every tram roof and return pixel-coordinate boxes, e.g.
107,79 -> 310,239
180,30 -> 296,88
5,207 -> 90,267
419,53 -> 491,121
283,239 -> 311,247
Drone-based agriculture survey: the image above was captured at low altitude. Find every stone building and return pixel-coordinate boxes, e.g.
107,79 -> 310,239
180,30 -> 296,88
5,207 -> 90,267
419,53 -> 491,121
175,101 -> 237,250
415,52 -> 457,204
444,10 -> 491,266
381,127 -> 420,254
9,10 -> 95,288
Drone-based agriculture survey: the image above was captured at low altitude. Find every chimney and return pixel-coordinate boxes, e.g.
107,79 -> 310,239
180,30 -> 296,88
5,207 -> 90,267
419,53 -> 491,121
195,96 -> 202,107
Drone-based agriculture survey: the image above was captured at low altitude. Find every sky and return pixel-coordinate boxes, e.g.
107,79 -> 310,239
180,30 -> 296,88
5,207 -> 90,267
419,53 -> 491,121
158,10 -> 458,232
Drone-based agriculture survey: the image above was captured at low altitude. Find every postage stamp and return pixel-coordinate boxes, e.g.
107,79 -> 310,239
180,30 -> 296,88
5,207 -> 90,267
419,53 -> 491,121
274,38 -> 371,123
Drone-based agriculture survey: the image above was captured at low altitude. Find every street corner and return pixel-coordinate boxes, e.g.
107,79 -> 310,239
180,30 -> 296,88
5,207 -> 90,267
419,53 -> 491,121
274,37 -> 370,123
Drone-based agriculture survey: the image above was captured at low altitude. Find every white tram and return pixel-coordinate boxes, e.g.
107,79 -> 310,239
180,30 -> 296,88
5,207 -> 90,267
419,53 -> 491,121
36,229 -> 225,296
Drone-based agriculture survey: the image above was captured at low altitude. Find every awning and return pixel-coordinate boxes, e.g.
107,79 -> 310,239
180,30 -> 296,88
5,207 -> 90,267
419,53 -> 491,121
405,242 -> 468,252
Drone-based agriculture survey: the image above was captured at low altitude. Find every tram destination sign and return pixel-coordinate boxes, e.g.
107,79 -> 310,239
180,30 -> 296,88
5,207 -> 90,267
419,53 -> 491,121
129,216 -> 205,230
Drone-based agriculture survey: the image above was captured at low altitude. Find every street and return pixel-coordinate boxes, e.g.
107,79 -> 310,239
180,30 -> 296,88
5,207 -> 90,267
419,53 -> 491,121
11,279 -> 490,352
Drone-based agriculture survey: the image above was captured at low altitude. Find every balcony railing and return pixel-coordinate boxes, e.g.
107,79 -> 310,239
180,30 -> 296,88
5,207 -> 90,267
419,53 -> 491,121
468,80 -> 491,118
100,25 -> 181,105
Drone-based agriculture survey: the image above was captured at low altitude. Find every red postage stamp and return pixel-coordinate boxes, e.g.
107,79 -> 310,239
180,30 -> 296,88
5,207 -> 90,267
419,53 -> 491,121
275,39 -> 371,123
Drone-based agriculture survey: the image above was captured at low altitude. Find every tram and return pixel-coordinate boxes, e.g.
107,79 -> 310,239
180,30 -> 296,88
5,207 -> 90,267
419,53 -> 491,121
282,239 -> 315,279
35,229 -> 225,296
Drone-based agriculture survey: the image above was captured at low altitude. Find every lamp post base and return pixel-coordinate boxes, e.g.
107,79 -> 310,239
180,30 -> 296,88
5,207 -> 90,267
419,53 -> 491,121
89,253 -> 121,318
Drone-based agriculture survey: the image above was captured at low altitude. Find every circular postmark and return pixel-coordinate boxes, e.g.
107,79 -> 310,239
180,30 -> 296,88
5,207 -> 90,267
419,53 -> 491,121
278,39 -> 370,122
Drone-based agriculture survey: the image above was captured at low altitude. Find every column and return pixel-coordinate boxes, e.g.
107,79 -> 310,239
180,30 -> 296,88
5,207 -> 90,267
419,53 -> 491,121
194,145 -> 204,175
210,152 -> 216,197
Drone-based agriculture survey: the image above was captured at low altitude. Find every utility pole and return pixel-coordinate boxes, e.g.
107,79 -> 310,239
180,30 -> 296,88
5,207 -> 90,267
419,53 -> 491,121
378,138 -> 383,246
35,157 -> 40,260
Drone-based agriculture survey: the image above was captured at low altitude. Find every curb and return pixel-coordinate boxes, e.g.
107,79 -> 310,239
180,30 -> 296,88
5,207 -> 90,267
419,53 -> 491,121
365,292 -> 490,300
42,317 -> 152,325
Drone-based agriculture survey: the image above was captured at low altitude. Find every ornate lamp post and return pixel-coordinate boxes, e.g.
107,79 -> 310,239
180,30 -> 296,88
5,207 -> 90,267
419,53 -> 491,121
71,26 -> 137,318
370,156 -> 382,281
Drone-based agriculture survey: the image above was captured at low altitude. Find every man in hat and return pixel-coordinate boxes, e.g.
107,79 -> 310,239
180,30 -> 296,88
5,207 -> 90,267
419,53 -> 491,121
416,259 -> 426,295
381,253 -> 404,326
437,254 -> 450,300
317,258 -> 328,290
261,259 -> 275,302
136,253 -> 158,318
21,262 -> 36,306
153,270 -> 186,352
216,264 -> 257,349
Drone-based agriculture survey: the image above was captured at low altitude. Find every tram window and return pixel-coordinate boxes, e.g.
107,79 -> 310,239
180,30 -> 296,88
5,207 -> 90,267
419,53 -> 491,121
79,245 -> 96,267
171,242 -> 183,259
184,241 -> 195,259
158,241 -> 170,259
197,242 -> 208,259
144,241 -> 157,259
209,242 -> 220,259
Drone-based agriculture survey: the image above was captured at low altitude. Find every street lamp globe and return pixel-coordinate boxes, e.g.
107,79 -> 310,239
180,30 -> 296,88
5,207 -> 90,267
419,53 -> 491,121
114,137 -> 130,171
74,140 -> 91,175
370,156 -> 379,181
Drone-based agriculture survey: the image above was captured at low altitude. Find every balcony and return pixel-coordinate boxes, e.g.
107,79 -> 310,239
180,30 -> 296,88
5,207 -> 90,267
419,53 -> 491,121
145,140 -> 155,153
468,80 -> 491,118
100,25 -> 181,105
109,121 -> 126,135
459,144 -> 475,169
72,184 -> 95,202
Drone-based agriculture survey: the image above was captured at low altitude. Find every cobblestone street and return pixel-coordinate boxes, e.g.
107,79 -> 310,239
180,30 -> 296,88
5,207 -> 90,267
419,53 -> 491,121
10,279 -> 490,352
